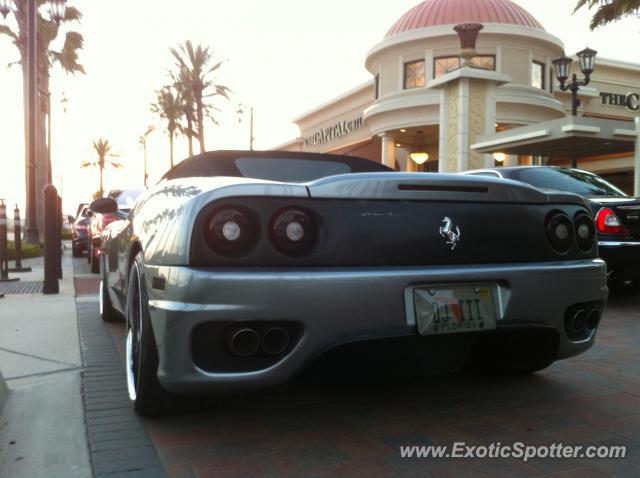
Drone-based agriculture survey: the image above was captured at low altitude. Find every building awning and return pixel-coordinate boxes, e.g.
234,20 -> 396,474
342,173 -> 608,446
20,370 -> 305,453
471,117 -> 637,158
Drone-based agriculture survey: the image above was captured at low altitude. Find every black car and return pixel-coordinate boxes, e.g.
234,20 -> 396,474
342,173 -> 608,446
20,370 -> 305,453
464,166 -> 640,294
71,203 -> 90,257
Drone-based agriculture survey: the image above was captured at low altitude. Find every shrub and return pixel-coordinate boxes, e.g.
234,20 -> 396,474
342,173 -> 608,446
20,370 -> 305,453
6,240 -> 43,260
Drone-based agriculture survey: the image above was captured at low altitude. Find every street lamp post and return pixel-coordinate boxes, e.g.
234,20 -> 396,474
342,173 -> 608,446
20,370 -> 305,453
139,126 -> 154,187
24,0 -> 39,244
553,47 -> 598,117
236,104 -> 254,151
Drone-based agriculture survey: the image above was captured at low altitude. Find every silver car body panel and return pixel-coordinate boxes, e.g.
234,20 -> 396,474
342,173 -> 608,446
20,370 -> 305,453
142,258 -> 607,394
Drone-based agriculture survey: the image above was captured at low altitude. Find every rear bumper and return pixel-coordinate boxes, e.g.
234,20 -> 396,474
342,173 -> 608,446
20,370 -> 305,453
599,241 -> 640,281
72,235 -> 89,249
144,259 -> 608,394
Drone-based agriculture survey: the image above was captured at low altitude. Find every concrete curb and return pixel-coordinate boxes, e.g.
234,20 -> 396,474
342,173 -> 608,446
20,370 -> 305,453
0,370 -> 8,413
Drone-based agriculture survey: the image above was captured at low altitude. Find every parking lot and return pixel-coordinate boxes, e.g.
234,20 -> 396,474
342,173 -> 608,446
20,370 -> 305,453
73,257 -> 640,477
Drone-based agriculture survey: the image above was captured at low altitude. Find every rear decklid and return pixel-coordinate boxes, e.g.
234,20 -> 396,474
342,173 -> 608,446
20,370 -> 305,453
588,197 -> 640,239
306,172 -> 586,206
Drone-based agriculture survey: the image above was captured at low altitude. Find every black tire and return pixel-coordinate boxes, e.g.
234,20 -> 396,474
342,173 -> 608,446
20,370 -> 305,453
72,241 -> 82,258
126,252 -> 173,417
100,261 -> 120,322
609,280 -> 640,296
91,246 -> 100,274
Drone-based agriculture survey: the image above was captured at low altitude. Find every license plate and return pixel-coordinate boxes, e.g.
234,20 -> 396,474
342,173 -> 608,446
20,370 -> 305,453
414,284 -> 497,336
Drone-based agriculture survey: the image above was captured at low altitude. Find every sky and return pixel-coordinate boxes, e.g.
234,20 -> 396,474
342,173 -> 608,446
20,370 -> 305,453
1,0 -> 640,214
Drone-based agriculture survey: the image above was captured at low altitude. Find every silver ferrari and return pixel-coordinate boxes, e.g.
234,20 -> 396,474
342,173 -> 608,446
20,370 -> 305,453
91,150 -> 608,416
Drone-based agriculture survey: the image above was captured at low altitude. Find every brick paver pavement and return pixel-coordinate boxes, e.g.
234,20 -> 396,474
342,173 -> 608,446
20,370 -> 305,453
74,258 -> 640,477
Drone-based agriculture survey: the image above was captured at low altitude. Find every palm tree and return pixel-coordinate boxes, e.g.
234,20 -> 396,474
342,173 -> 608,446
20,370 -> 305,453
574,0 -> 640,29
151,87 -> 182,169
170,41 -> 231,152
81,139 -> 122,198
171,69 -> 197,158
0,1 -> 84,237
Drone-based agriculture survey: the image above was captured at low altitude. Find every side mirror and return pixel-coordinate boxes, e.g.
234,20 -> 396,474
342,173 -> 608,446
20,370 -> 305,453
90,197 -> 118,214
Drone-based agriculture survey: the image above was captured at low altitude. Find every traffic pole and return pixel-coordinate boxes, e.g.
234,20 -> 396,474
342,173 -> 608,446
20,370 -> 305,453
43,185 -> 59,294
9,204 -> 32,273
0,199 -> 19,284
57,194 -> 62,279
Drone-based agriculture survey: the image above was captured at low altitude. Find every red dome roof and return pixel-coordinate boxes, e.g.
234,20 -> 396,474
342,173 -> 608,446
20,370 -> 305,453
386,0 -> 544,37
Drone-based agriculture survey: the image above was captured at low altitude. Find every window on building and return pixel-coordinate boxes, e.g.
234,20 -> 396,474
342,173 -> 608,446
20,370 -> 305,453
375,73 -> 380,99
404,60 -> 426,89
433,55 -> 495,78
471,55 -> 496,71
532,61 -> 545,90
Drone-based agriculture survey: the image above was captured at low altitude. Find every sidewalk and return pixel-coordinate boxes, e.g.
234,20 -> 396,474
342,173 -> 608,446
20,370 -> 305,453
0,249 -> 91,478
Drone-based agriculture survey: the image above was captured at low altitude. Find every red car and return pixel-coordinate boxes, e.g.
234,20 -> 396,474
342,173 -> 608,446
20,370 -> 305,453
88,189 -> 144,273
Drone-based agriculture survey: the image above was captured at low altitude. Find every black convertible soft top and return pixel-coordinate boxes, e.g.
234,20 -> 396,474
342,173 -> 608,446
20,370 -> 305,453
161,150 -> 392,183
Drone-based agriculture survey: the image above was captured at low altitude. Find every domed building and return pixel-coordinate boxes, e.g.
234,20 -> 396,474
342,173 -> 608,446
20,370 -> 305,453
279,0 -> 640,192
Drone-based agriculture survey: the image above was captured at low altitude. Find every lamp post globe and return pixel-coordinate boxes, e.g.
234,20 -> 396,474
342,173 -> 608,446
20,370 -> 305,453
577,47 -> 597,77
552,55 -> 572,86
0,0 -> 14,19
50,0 -> 66,24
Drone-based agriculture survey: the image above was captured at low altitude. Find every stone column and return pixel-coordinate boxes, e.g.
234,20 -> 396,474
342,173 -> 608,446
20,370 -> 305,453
379,133 -> 396,169
406,157 -> 417,172
430,68 -> 511,173
635,117 -> 640,196
503,154 -> 518,167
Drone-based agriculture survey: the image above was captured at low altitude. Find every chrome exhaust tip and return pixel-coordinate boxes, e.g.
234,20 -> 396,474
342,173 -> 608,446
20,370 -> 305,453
229,328 -> 260,357
587,309 -> 601,329
261,327 -> 290,355
571,309 -> 587,332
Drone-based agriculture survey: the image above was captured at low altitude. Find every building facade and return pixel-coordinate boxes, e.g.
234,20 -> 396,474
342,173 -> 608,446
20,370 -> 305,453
277,0 -> 640,193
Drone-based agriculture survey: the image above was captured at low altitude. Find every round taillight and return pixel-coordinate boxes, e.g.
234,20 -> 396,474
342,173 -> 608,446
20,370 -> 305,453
204,207 -> 256,256
546,212 -> 574,253
574,212 -> 596,252
269,208 -> 317,256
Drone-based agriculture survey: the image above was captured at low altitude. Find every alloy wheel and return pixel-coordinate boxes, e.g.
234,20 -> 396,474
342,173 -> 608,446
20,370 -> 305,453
126,263 -> 143,401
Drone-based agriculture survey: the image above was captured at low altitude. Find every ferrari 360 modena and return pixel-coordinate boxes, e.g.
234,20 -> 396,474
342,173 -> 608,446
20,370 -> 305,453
91,150 -> 608,416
